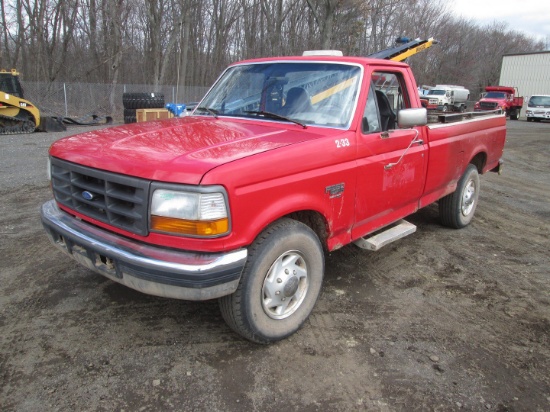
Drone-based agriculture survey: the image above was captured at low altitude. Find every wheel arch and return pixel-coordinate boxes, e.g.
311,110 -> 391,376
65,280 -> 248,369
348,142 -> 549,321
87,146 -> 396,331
469,151 -> 487,174
285,210 -> 329,251
246,209 -> 330,252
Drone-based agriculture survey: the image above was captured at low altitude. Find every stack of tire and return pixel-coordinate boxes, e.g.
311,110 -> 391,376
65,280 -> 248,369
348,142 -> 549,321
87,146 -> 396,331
122,92 -> 165,124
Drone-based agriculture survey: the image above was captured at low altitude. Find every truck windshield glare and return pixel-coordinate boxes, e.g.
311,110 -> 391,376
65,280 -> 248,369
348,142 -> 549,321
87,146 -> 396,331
485,92 -> 507,99
528,96 -> 550,107
197,62 -> 362,128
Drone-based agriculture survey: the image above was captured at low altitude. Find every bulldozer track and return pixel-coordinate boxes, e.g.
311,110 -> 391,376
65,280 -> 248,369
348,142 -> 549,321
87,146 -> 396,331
0,113 -> 36,135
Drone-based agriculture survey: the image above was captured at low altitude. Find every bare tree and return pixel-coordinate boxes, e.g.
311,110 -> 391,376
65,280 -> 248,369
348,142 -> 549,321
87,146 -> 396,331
305,0 -> 340,49
0,0 -> 544,102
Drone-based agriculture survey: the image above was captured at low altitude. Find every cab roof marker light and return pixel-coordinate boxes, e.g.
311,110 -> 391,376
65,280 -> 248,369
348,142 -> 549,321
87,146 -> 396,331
302,50 -> 343,57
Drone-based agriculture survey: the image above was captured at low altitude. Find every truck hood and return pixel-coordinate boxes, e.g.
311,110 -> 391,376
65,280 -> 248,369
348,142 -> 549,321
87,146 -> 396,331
50,117 -> 329,184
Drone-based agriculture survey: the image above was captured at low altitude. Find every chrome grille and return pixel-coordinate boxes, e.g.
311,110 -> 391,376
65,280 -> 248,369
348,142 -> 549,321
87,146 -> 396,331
50,157 -> 150,236
480,102 -> 498,110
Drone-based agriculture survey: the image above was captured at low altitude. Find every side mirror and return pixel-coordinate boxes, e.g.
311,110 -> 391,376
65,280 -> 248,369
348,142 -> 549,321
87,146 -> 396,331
398,108 -> 427,128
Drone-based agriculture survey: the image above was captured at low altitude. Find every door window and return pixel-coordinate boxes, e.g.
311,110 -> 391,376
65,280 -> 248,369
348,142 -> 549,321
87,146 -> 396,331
362,71 -> 411,133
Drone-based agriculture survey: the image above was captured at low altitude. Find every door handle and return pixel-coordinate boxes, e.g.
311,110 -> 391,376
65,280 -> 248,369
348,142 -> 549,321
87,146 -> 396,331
385,129 -> 421,170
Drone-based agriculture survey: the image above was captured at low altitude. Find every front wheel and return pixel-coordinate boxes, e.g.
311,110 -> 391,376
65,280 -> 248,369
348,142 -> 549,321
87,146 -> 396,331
439,164 -> 480,229
219,218 -> 324,343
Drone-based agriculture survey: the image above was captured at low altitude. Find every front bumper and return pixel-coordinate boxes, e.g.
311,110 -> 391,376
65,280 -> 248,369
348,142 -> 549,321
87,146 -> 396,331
41,200 -> 247,300
526,110 -> 550,119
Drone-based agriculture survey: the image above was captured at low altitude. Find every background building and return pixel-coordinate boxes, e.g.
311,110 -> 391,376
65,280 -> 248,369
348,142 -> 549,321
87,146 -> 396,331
500,51 -> 550,111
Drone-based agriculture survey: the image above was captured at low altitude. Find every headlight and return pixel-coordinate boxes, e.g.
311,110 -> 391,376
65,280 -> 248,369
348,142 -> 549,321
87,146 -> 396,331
151,188 -> 229,237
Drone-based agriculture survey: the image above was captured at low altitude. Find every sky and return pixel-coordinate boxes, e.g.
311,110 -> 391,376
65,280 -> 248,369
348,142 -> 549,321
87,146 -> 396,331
448,0 -> 550,44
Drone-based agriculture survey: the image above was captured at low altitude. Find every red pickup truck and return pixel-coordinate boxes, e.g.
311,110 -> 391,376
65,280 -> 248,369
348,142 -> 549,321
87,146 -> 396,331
41,54 -> 506,343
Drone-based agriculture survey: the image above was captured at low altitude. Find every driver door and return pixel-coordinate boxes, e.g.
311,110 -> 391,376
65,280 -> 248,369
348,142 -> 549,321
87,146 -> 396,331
352,69 -> 428,239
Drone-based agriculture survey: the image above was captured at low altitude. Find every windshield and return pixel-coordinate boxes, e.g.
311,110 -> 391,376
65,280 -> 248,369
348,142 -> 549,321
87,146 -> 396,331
528,96 -> 550,107
484,92 -> 507,99
428,89 -> 446,96
197,62 -> 362,128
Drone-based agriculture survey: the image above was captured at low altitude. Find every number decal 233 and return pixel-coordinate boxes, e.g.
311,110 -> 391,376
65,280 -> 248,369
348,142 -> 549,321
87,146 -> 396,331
335,138 -> 350,148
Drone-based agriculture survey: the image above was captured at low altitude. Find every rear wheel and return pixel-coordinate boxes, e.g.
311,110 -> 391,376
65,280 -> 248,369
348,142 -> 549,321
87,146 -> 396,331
219,218 -> 324,343
439,164 -> 480,229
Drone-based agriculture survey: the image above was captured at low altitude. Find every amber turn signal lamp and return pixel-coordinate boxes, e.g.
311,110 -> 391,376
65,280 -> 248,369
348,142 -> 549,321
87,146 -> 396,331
151,215 -> 229,236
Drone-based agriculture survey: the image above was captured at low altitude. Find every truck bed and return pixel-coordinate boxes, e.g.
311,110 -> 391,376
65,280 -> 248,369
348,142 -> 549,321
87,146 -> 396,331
427,110 -> 502,124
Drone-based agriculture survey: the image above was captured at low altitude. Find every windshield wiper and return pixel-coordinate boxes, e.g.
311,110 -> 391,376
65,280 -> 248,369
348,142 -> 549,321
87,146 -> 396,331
195,106 -> 219,118
244,110 -> 307,129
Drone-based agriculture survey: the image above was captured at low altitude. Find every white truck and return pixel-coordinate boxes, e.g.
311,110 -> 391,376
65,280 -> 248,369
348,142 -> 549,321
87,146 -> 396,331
525,95 -> 550,122
421,84 -> 470,112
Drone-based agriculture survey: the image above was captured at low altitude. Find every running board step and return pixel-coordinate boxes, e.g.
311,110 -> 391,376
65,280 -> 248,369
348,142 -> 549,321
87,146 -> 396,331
353,220 -> 416,251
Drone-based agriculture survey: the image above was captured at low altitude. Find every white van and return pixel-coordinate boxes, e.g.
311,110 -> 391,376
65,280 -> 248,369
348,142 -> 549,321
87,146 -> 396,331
525,95 -> 550,122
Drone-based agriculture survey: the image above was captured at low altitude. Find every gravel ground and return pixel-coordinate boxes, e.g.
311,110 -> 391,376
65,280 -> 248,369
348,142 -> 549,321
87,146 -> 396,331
1,120 -> 549,411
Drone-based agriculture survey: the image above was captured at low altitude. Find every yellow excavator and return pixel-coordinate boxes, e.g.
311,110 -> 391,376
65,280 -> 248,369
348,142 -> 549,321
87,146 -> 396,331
0,69 -> 43,134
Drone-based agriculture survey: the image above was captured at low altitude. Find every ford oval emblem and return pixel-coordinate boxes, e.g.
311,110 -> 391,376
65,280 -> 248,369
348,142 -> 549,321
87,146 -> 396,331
81,190 -> 96,201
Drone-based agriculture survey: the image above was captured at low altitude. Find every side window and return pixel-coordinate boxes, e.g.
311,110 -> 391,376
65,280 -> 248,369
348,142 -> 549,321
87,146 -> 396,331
362,82 -> 380,133
367,71 -> 411,132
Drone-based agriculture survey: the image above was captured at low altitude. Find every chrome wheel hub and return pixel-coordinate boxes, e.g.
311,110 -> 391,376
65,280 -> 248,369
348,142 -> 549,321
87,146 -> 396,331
262,251 -> 308,319
461,179 -> 476,216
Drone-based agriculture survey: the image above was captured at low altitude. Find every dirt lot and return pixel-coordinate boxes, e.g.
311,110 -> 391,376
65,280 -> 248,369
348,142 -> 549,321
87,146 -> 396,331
1,120 -> 549,411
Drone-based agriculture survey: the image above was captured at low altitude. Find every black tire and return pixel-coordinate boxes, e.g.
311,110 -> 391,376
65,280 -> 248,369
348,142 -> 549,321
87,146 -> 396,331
124,108 -> 136,117
439,164 -> 480,229
510,109 -> 520,120
122,92 -> 165,109
124,115 -> 136,124
534,118 -> 542,122
219,218 -> 324,344
442,104 -> 449,113
527,117 -> 533,122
